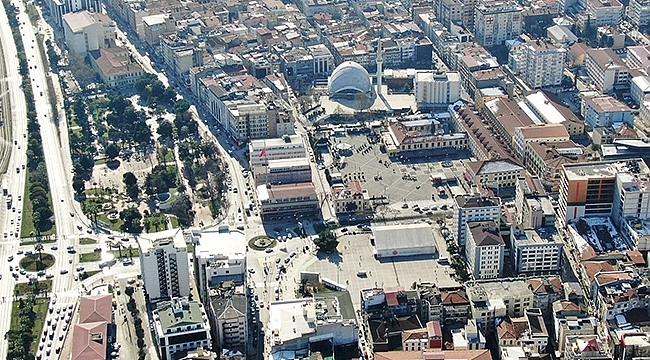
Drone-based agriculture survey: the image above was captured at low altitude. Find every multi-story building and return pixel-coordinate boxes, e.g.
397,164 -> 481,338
626,46 -> 650,73
474,0 -> 523,47
630,76 -> 650,105
515,176 -> 551,227
465,221 -> 505,279
585,48 -> 629,93
257,182 -> 320,220
510,40 -> 566,89
46,0 -> 101,27
467,281 -> 534,330
88,47 -> 144,88
593,270 -> 650,321
139,229 -> 190,301
191,227 -> 247,304
496,309 -> 549,353
553,301 -> 597,352
528,277 -> 564,311
160,34 -> 204,77
514,124 -> 571,163
612,171 -> 650,228
434,0 -> 464,28
564,335 -> 610,360
583,95 -> 634,128
208,282 -> 247,353
382,120 -> 468,155
269,295 -> 358,356
526,140 -> 586,191
62,11 -> 114,55
333,181 -> 371,215
511,228 -> 563,274
464,158 -> 526,189
585,0 -> 624,26
482,97 -> 535,150
627,0 -> 650,28
414,71 -> 461,109
453,195 -> 501,247
152,298 -> 212,360
279,44 -> 334,90
249,135 -> 309,185
558,159 -> 650,225
523,91 -> 585,136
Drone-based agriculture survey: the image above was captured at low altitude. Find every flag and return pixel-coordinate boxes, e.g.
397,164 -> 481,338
259,148 -> 267,157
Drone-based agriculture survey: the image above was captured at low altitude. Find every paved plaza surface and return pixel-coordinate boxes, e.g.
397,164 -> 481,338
329,133 -> 474,208
306,233 -> 459,307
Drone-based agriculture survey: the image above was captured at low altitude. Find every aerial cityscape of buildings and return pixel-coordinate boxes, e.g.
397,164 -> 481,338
4,0 -> 650,359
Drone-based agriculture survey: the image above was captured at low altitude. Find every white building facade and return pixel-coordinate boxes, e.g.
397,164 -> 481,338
465,221 -> 505,279
139,230 -> 190,300
454,195 -> 501,247
474,0 -> 523,47
414,71 -> 461,108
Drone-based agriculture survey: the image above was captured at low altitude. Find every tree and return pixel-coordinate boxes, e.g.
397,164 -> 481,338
123,172 -> 137,187
105,143 -> 120,159
119,207 -> 143,233
314,230 -> 339,252
167,194 -> 194,227
34,243 -> 44,271
124,286 -> 134,297
156,120 -> 174,142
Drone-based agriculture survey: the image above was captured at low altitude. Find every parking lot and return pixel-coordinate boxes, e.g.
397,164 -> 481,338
306,233 -> 459,307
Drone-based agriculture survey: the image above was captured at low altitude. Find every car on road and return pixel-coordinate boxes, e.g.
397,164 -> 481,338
46,273 -> 54,279
7,255 -> 13,261
16,249 -> 23,255
275,257 -> 281,264
50,245 -> 57,250
265,248 -> 273,253
60,269 -> 68,275
76,266 -> 84,272
248,268 -> 255,274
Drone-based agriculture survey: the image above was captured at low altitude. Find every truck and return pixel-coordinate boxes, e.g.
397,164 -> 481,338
6,194 -> 12,209
2,179 -> 7,196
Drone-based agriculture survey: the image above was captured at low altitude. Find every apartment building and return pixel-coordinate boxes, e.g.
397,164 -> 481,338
627,0 -> 650,28
523,91 -> 585,136
139,229 -> 190,301
631,76 -> 650,105
191,228 -> 247,303
510,40 -> 566,89
583,95 -> 634,128
46,0 -> 101,26
553,301 -> 597,352
414,71 -> 461,109
558,159 -> 650,225
526,140 -> 585,190
160,34 -> 204,77
612,171 -> 650,226
280,44 -> 334,89
626,46 -> 650,72
564,335 -> 610,360
152,298 -> 212,360
465,221 -> 505,279
585,48 -> 629,93
474,0 -> 523,47
511,228 -> 563,274
467,281 -> 534,328
434,0 -> 464,28
514,124 -> 570,163
453,195 -> 501,247
464,158 -> 526,189
62,11 -> 114,55
528,277 -> 564,311
208,282 -> 247,353
514,176 -> 556,228
586,0 -> 624,26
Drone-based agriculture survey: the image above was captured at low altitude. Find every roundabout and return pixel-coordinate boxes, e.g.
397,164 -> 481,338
19,252 -> 55,272
248,236 -> 277,251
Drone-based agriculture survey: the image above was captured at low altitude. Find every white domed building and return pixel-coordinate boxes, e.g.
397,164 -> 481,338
328,61 -> 373,101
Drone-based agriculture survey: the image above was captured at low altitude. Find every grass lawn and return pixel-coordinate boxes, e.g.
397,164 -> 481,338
79,237 -> 97,245
169,215 -> 179,228
20,170 -> 56,238
79,270 -> 101,281
19,253 -> 55,271
14,280 -> 52,297
79,251 -> 101,263
10,297 -> 49,355
186,242 -> 194,253
160,147 -> 175,163
111,247 -> 139,259
98,213 -> 124,232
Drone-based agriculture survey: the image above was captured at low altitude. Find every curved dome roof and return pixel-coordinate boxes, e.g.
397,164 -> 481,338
328,61 -> 372,96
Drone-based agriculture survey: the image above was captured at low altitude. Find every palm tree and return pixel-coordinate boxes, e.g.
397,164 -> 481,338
34,243 -> 44,271
117,242 -> 123,258
128,245 -> 134,259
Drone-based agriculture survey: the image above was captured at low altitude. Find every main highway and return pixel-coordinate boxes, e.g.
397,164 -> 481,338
0,0 -> 32,356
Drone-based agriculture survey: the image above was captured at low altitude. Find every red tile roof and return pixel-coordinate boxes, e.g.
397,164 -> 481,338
441,290 -> 469,305
427,321 -> 443,338
71,321 -> 108,360
79,295 -> 113,324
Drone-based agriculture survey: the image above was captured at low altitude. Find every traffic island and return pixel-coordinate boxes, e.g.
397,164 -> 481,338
248,236 -> 277,251
19,253 -> 55,271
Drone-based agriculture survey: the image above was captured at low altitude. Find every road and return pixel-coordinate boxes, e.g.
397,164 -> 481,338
0,0 -> 31,355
